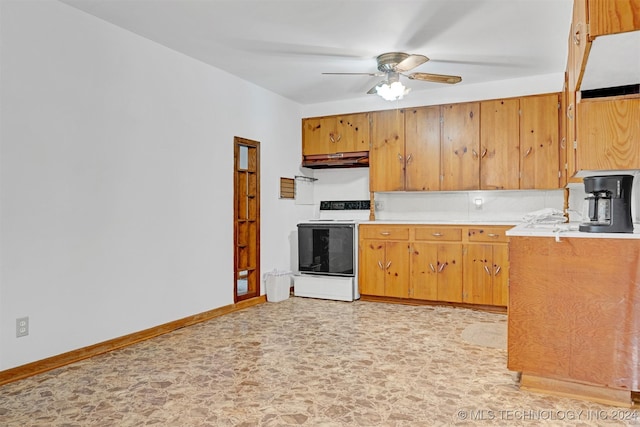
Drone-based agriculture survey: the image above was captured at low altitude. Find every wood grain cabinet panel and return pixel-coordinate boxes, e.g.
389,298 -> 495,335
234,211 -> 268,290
519,94 -> 561,189
369,109 -> 406,192
588,0 -> 640,37
302,113 -> 369,155
576,97 -> 640,171
404,106 -> 441,191
480,99 -> 520,190
508,236 -> 640,393
441,102 -> 480,191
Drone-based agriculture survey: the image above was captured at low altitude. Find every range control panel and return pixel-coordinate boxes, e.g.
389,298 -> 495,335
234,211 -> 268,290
319,200 -> 370,211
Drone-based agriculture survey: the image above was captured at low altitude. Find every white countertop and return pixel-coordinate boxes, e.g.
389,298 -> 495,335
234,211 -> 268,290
361,220 -> 520,226
506,222 -> 640,239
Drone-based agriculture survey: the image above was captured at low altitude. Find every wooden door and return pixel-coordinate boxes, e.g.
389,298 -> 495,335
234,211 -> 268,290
589,0 -> 640,37
404,106 -> 441,191
576,98 -> 640,170
441,102 -> 480,190
336,113 -> 369,153
570,0 -> 589,91
436,244 -> 463,303
359,239 -> 386,296
410,242 -> 439,300
302,116 -> 335,155
234,137 -> 260,302
369,109 -> 406,191
520,94 -> 560,189
480,99 -> 520,190
384,241 -> 410,298
463,244 -> 493,305
491,244 -> 509,307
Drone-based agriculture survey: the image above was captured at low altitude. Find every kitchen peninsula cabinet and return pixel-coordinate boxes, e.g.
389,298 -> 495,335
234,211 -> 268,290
441,102 -> 480,191
302,113 -> 369,155
359,223 -> 511,309
508,234 -> 640,406
358,225 -> 410,298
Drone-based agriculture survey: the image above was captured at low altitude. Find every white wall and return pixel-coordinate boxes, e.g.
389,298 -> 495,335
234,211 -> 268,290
0,0 -> 309,370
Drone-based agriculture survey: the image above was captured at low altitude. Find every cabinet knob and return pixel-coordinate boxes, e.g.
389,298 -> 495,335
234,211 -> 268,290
438,263 -> 446,273
494,265 -> 502,276
484,265 -> 492,275
429,263 -> 436,272
524,147 -> 532,158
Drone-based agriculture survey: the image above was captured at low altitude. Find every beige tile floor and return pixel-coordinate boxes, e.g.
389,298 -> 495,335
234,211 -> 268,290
1,297 -> 638,426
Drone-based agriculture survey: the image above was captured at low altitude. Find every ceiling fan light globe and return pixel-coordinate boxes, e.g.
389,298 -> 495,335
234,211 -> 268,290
376,81 -> 410,101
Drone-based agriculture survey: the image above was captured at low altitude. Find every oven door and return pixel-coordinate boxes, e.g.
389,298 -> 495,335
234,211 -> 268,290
297,223 -> 355,276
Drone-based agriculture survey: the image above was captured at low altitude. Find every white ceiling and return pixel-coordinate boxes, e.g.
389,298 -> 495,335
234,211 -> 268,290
61,0 -> 575,105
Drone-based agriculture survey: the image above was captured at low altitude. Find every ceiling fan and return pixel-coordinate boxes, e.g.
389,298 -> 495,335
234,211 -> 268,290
322,52 -> 462,100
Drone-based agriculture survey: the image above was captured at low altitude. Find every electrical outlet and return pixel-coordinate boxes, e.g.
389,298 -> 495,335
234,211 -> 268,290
16,317 -> 29,338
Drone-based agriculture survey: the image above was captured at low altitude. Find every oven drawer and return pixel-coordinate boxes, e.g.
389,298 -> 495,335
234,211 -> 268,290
359,225 -> 410,240
467,226 -> 510,243
414,226 -> 463,241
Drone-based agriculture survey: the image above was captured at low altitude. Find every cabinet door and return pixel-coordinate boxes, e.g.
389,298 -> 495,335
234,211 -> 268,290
576,98 -> 640,170
370,109 -> 405,191
336,113 -> 369,153
480,99 -> 520,190
410,242 -> 439,300
405,106 -> 441,191
441,102 -> 480,190
589,0 -> 640,37
302,117 -> 336,155
520,94 -> 560,189
463,244 -> 494,305
384,241 -> 410,298
569,0 -> 589,91
359,239 -> 386,296
491,244 -> 509,307
436,244 -> 463,303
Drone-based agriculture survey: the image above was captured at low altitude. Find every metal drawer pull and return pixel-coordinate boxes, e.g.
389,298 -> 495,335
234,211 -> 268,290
432,232 -> 443,237
494,266 -> 501,276
484,265 -> 492,275
380,231 -> 391,236
487,233 -> 499,238
429,263 -> 436,272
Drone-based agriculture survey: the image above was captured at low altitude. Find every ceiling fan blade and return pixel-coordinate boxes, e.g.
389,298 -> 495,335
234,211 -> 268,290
322,72 -> 384,76
408,73 -> 462,84
394,54 -> 429,72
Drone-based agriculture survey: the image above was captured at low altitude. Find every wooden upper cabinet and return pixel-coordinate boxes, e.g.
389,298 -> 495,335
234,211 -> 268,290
589,0 -> 640,37
519,94 -> 560,189
576,97 -> 640,170
480,99 -> 520,190
369,109 -> 405,192
569,0 -> 589,91
336,113 -> 369,153
302,113 -> 369,155
441,102 -> 480,191
405,106 -> 441,191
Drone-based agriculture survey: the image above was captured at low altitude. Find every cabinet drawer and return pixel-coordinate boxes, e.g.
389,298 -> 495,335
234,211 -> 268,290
359,226 -> 409,240
414,227 -> 463,241
467,227 -> 510,243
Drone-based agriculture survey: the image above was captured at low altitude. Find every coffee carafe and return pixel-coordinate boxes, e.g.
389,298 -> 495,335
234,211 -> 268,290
579,175 -> 634,233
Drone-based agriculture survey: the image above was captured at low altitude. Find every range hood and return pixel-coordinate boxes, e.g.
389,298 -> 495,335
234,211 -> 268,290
302,151 -> 369,169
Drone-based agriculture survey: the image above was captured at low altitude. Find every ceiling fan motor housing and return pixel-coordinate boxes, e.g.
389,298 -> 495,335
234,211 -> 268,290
376,52 -> 410,72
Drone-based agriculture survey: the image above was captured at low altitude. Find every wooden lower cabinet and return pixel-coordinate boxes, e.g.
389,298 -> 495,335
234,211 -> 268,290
359,224 -> 511,307
508,236 -> 640,405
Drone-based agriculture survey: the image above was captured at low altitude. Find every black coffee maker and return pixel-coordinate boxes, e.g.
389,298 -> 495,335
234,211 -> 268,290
579,175 -> 634,233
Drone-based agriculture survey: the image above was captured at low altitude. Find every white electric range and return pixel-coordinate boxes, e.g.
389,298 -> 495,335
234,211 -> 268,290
294,200 -> 370,301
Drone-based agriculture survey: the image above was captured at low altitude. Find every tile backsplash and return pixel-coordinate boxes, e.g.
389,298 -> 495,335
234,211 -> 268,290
374,190 -> 565,222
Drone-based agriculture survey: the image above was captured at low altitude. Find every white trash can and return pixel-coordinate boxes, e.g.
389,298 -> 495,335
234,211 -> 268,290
264,270 -> 291,302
